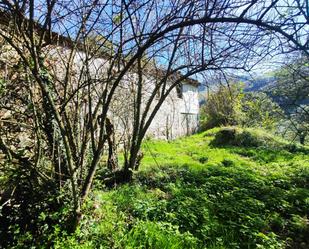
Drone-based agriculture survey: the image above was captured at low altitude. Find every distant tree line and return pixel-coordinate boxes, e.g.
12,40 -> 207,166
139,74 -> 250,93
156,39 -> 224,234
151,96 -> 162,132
200,54 -> 309,145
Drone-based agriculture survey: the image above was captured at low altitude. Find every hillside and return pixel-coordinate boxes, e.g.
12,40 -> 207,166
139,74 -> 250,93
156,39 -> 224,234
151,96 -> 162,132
53,127 -> 309,249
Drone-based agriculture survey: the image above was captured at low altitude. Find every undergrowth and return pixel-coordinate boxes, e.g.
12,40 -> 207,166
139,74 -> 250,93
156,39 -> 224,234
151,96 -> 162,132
8,127 -> 309,248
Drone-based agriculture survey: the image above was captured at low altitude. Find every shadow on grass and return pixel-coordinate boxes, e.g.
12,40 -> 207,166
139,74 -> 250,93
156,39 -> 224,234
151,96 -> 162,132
131,164 -> 309,248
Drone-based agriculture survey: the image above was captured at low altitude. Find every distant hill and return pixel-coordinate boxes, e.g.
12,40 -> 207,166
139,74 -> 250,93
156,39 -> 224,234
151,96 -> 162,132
198,75 -> 275,93
198,75 -> 308,111
238,76 -> 275,92
198,75 -> 275,104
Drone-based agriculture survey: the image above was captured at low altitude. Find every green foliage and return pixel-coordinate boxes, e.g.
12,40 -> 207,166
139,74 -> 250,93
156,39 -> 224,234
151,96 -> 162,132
200,84 -> 243,130
125,221 -> 198,249
44,127 -> 309,249
290,105 -> 309,144
0,160 -> 68,248
200,84 -> 283,131
3,127 -> 308,248
52,192 -> 128,249
241,92 -> 283,130
211,127 -> 290,149
272,56 -> 309,144
273,57 -> 309,104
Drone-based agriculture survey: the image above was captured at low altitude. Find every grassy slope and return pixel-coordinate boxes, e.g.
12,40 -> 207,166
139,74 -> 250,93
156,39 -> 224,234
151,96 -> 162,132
56,127 -> 309,249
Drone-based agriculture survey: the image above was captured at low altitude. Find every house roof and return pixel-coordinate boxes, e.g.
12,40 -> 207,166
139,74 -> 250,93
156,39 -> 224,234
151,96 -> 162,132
0,9 -> 200,87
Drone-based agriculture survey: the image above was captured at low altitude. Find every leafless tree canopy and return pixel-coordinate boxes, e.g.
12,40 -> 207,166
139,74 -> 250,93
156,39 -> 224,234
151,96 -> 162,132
0,0 -> 308,223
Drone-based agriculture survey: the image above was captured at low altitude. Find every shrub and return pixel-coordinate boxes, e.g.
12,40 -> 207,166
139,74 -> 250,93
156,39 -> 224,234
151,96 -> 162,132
200,84 -> 284,132
210,127 -> 290,149
200,84 -> 243,130
241,92 -> 283,131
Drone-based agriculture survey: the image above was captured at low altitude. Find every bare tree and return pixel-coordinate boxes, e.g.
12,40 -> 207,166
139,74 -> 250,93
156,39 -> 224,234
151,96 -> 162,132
0,0 -> 308,229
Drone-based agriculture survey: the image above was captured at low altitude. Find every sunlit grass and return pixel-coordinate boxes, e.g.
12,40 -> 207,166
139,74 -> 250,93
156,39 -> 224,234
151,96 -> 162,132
55,127 -> 309,249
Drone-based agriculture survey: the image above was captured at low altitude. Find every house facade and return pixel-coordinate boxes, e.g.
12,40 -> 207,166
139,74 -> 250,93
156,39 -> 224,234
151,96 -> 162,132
147,80 -> 200,139
47,45 -> 201,140
0,11 -> 200,140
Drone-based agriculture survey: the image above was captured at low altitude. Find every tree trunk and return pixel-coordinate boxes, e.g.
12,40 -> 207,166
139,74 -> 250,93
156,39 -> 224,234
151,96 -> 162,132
123,145 -> 144,182
106,118 -> 118,171
299,132 -> 306,145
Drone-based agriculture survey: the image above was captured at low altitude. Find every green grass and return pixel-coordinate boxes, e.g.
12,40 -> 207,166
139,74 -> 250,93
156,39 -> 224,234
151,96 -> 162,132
141,130 -> 251,170
52,127 -> 309,249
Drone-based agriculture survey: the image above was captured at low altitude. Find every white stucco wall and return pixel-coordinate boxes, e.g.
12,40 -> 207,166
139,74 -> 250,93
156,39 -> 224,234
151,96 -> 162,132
181,84 -> 199,114
47,46 -> 200,140
147,83 -> 199,139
